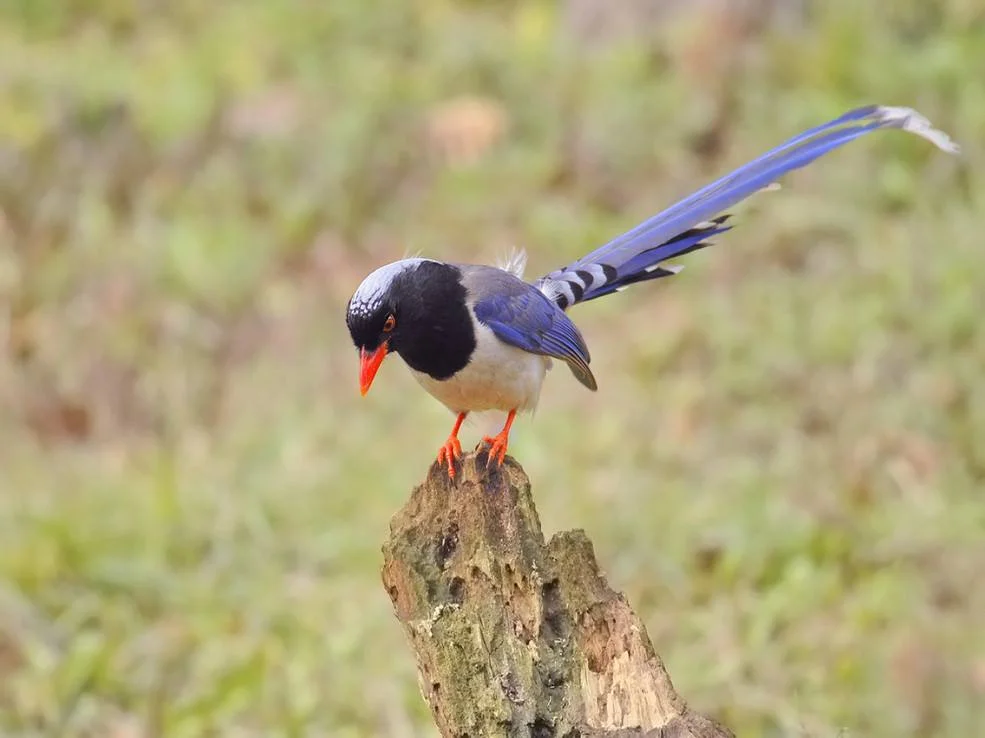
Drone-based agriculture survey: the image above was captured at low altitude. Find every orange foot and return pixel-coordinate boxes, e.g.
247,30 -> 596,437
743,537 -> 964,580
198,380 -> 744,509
437,435 -> 463,478
436,412 -> 468,479
479,409 -> 517,469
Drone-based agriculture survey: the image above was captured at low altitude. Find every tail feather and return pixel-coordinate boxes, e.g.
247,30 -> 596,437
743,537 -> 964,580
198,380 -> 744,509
536,105 -> 958,310
562,215 -> 732,308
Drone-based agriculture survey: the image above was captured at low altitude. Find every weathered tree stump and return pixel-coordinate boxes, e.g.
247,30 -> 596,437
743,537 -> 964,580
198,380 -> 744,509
381,452 -> 734,738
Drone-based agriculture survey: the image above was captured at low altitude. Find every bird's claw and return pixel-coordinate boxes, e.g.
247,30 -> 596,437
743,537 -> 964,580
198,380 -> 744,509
480,434 -> 509,468
436,436 -> 463,479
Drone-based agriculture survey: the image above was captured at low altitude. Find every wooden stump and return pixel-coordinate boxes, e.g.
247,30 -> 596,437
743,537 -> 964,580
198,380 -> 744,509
381,452 -> 733,738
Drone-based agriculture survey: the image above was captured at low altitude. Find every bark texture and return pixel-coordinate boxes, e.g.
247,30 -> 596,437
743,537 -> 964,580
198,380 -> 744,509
381,452 -> 734,738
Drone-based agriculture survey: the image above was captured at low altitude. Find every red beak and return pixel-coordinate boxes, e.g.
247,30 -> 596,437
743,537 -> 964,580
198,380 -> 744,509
359,344 -> 388,396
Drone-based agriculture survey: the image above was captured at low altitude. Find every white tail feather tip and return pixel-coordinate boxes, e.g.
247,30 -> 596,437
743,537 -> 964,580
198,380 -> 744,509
876,106 -> 960,154
645,263 -> 684,274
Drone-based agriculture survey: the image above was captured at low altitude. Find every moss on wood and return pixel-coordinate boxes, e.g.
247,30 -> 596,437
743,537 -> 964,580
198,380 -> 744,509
382,452 -> 734,738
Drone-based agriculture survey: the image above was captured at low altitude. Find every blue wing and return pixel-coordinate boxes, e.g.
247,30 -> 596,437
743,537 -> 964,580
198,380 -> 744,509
471,284 -> 597,391
537,105 -> 959,309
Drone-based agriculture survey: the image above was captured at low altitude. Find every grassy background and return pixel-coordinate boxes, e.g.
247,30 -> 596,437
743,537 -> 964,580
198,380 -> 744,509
1,1 -> 983,736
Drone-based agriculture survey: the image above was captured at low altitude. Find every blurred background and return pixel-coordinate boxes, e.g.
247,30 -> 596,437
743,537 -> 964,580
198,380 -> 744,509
1,1 -> 983,736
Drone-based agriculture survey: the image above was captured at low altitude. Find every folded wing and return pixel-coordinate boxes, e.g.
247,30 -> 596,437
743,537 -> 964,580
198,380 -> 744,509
465,267 -> 597,391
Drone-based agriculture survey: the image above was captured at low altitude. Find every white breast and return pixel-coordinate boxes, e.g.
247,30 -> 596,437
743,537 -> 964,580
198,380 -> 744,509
410,318 -> 551,414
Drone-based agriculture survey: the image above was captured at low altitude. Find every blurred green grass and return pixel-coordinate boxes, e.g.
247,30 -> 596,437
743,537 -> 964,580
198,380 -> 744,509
1,1 -> 983,736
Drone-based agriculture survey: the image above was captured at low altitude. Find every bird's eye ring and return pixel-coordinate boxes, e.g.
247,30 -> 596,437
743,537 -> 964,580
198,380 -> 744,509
382,314 -> 396,333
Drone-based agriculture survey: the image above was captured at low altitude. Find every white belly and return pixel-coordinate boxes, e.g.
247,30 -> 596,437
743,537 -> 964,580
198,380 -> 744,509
410,321 -> 551,413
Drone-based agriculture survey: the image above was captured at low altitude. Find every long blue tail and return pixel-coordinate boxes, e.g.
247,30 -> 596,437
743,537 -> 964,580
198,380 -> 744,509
537,105 -> 958,310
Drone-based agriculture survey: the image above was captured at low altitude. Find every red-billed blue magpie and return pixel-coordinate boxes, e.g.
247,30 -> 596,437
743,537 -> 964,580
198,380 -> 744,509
346,106 -> 958,477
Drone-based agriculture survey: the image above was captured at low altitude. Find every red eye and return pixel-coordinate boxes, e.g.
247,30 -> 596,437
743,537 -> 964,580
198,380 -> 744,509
382,314 -> 396,333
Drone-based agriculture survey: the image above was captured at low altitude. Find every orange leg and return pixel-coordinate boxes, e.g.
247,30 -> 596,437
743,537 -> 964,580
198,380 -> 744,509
481,409 -> 517,468
436,412 -> 468,479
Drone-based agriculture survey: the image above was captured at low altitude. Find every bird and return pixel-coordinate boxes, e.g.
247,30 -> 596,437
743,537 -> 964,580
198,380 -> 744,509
345,105 -> 958,478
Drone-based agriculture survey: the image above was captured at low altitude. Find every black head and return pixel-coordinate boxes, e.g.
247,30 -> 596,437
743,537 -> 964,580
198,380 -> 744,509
345,258 -> 476,393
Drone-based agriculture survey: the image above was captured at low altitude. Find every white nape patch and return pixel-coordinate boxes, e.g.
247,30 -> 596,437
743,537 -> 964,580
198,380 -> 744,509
876,106 -> 961,154
497,248 -> 528,279
348,257 -> 436,317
